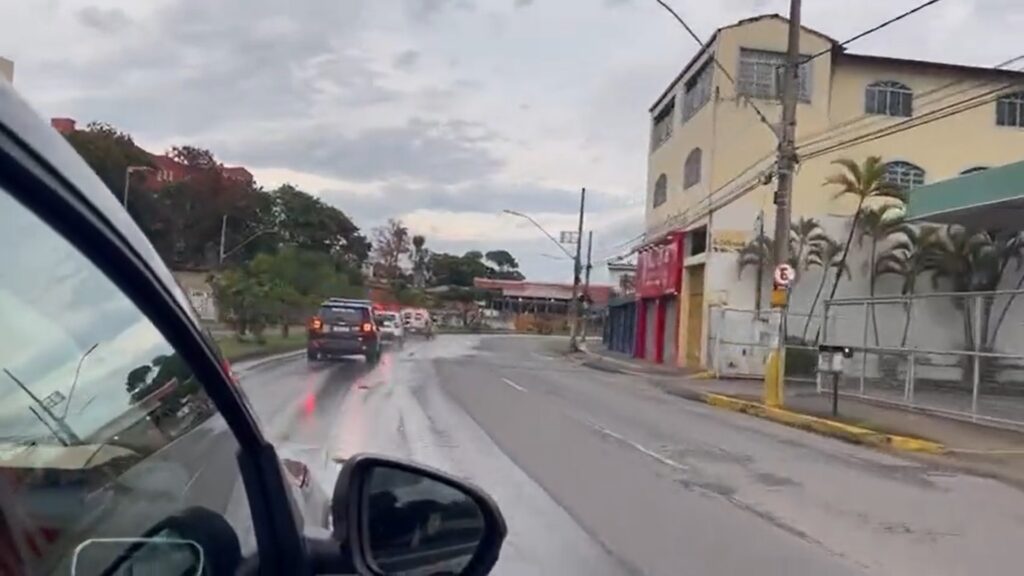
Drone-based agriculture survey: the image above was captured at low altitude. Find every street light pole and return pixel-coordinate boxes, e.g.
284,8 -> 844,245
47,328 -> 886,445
122,165 -> 152,209
219,215 -> 275,265
501,210 -> 574,259
3,368 -> 81,445
579,230 -> 594,344
62,342 -> 98,419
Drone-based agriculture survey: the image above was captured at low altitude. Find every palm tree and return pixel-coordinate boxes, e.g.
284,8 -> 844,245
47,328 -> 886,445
874,225 -> 937,347
823,156 -> 906,306
858,203 -> 908,345
737,219 -> 825,280
801,236 -> 850,342
411,234 -> 430,288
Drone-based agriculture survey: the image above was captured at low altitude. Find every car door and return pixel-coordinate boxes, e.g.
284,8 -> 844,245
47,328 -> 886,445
0,90 -> 308,574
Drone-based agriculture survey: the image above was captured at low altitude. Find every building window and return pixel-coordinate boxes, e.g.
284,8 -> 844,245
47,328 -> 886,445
884,161 -> 925,189
651,98 -> 675,150
865,81 -> 912,117
682,61 -> 713,122
996,92 -> 1024,127
653,174 -> 668,208
683,148 -> 702,189
961,166 -> 989,175
737,49 -> 811,102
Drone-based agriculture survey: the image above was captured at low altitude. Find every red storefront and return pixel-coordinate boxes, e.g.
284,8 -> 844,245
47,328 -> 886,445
634,233 -> 684,364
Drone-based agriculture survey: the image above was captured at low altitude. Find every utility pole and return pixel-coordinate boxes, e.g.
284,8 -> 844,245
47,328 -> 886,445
772,0 -> 801,268
4,369 -> 81,445
568,187 -> 586,351
219,214 -> 228,265
766,0 -> 802,408
580,231 -> 594,343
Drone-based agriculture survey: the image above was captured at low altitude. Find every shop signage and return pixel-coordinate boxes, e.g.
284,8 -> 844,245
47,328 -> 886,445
635,234 -> 684,298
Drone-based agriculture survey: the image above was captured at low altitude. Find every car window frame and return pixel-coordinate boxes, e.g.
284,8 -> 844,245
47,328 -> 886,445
0,87 -> 311,574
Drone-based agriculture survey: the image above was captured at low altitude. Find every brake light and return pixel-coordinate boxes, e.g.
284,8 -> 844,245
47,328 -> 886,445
361,322 -> 374,333
309,317 -> 323,331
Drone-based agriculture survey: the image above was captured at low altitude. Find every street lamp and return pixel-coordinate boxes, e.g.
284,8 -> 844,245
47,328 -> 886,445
501,209 -> 574,259
219,214 -> 276,264
63,342 -> 99,419
123,165 -> 153,209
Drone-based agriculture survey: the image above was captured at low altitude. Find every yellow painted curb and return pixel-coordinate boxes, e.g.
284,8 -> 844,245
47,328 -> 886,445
702,393 -> 946,454
687,370 -> 715,380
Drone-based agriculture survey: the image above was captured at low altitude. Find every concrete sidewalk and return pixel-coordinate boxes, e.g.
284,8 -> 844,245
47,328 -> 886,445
576,343 -> 1024,489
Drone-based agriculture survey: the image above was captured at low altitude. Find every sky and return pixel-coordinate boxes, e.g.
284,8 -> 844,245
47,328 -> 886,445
2,0 -> 1021,282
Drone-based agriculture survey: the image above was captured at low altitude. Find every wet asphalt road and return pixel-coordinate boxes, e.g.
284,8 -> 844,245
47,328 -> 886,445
237,335 -> 1024,576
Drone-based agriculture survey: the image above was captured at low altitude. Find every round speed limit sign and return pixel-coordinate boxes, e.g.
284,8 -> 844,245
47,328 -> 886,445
773,263 -> 795,288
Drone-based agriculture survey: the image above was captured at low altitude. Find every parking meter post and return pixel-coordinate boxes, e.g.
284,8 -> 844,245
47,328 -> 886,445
832,372 -> 839,417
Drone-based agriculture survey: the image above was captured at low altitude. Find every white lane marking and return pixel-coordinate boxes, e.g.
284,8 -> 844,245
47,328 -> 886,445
585,419 -> 689,472
501,377 -> 526,392
531,352 -> 552,361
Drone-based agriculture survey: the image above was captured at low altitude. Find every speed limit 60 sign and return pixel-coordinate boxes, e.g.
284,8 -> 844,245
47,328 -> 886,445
773,263 -> 795,288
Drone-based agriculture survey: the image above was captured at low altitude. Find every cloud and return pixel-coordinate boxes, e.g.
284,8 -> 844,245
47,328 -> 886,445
221,118 -> 503,185
393,49 -> 421,71
514,0 -> 535,8
76,6 -> 132,33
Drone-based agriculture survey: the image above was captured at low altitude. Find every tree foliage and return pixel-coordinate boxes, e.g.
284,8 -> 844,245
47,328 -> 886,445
62,122 -> 152,200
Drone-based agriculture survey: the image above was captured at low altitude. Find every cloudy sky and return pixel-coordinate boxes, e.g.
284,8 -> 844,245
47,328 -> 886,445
2,0 -> 1019,281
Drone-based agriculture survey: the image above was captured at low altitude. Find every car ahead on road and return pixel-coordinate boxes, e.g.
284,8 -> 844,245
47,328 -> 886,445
307,298 -> 382,363
374,311 -> 405,347
0,81 -> 505,574
401,307 -> 435,339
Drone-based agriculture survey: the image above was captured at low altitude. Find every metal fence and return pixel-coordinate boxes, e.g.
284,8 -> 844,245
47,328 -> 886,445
821,290 -> 1024,428
708,306 -> 818,381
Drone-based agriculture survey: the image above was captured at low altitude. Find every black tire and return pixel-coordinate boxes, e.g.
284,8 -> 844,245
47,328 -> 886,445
365,349 -> 381,364
306,349 -> 318,361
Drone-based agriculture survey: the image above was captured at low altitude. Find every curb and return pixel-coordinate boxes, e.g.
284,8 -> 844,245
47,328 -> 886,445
701,393 -> 946,454
233,349 -> 305,374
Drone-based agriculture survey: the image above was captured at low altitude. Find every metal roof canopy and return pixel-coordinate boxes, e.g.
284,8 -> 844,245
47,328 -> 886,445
906,160 -> 1024,229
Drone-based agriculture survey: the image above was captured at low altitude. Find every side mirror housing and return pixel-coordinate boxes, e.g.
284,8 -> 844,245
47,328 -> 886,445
330,453 -> 506,575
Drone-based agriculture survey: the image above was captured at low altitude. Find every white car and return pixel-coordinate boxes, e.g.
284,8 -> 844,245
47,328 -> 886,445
374,311 -> 405,346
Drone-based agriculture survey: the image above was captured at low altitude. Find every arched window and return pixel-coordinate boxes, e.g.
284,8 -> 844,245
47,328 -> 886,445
683,148 -> 702,189
884,161 -> 925,189
865,81 -> 913,117
652,174 -> 667,208
961,166 -> 989,175
996,92 -> 1024,127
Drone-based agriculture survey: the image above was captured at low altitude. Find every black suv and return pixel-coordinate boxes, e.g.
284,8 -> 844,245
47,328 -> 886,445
307,298 -> 382,363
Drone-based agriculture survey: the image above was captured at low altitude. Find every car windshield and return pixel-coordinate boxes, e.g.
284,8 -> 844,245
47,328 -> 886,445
8,1 -> 1024,574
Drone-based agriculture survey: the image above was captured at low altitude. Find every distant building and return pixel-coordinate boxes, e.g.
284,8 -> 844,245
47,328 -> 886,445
606,260 -> 636,295
50,117 -> 76,135
0,57 -> 12,84
474,278 -> 613,314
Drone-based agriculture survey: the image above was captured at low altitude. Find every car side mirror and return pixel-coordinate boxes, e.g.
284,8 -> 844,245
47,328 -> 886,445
331,453 -> 506,576
71,507 -> 241,576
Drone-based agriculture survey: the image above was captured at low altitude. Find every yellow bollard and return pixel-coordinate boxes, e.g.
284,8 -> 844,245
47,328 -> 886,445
764,350 -> 782,407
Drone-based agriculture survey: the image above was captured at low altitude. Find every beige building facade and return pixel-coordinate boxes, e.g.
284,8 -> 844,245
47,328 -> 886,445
643,15 -> 1024,368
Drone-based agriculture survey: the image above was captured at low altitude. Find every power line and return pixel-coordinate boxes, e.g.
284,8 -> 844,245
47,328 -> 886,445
652,0 -> 779,142
799,0 -> 947,67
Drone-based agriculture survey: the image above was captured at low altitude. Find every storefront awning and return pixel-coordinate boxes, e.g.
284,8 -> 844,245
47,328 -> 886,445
906,160 -> 1024,228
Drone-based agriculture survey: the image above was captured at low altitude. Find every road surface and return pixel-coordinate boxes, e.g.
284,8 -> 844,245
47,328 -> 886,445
238,335 -> 1024,576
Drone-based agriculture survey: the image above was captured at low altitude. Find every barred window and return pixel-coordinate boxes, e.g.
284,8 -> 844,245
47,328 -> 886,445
737,49 -> 811,102
996,92 -> 1024,128
884,161 -> 925,189
682,61 -> 713,122
865,81 -> 913,117
651,98 -> 675,150
683,148 -> 702,189
653,174 -> 668,208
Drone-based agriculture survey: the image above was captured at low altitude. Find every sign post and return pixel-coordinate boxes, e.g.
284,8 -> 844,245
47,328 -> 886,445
765,263 -> 795,407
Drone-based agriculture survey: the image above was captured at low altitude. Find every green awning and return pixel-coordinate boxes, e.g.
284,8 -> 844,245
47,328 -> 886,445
906,160 -> 1024,229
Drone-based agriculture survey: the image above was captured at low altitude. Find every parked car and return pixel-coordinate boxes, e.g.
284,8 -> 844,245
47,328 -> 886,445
307,298 -> 382,363
0,83 -> 505,575
374,311 -> 405,346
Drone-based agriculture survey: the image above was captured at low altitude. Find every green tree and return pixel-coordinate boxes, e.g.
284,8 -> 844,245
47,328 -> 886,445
858,203 -> 908,345
874,225 -> 938,347
802,236 -> 850,342
430,253 -> 491,287
272,184 -> 369,263
411,235 -> 431,289
822,156 -> 905,305
371,219 -> 411,283
63,121 -> 153,202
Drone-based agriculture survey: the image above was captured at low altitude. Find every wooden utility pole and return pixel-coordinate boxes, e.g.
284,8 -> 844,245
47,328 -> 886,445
568,188 -> 586,351
772,0 -> 802,267
580,231 -> 594,343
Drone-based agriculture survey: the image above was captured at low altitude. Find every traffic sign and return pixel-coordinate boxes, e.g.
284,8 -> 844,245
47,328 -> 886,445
773,263 -> 795,288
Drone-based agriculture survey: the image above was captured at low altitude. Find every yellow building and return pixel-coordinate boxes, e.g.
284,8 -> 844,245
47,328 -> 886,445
642,14 -> 1024,369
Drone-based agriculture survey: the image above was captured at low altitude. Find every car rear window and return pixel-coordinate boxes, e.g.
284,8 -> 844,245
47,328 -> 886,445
320,305 -> 368,325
